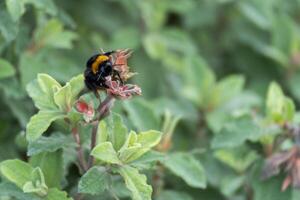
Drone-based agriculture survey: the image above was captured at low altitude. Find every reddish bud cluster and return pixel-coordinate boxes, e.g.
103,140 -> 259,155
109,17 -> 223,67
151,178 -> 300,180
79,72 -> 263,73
75,100 -> 94,122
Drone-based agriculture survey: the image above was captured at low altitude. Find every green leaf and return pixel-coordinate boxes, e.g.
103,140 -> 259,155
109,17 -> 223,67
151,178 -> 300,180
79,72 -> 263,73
216,75 -> 245,105
131,151 -> 165,169
34,19 -> 77,49
123,99 -> 160,131
266,82 -> 295,123
26,73 -> 62,110
288,72 -> 300,101
137,130 -> 162,148
69,74 -> 84,103
282,97 -> 295,122
45,188 -> 72,200
266,82 -> 285,119
26,110 -> 65,142
211,116 -> 265,149
91,142 -> 122,164
163,153 -> 206,188
96,120 -> 108,144
106,113 -> 128,151
117,165 -> 152,200
183,56 -> 216,107
5,0 -> 25,22
54,83 -> 72,112
120,131 -> 138,150
23,168 -> 48,196
214,146 -> 258,172
27,133 -> 73,156
111,179 -> 131,199
119,130 -> 162,163
0,182 -> 41,200
25,0 -> 57,16
26,79 -> 57,110
23,181 -> 47,196
238,2 -> 270,30
119,144 -> 147,163
37,74 -> 61,95
0,159 -> 33,188
78,166 -> 109,195
0,6 -> 18,42
29,150 -> 63,188
0,58 -> 16,79
157,190 -> 193,200
293,190 -> 300,200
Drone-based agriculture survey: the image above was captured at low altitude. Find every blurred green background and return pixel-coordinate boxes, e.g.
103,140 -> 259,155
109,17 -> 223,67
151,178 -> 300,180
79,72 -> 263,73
1,0 -> 300,199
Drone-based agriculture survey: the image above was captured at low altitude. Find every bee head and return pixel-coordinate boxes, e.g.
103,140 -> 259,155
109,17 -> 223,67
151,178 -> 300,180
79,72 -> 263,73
86,54 -> 110,74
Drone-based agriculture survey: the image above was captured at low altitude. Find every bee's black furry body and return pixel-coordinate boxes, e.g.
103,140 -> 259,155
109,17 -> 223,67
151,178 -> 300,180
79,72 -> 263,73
84,51 -> 120,91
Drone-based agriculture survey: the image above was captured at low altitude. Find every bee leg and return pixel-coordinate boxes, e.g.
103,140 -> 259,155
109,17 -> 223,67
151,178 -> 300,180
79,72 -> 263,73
93,90 -> 102,104
113,70 -> 123,85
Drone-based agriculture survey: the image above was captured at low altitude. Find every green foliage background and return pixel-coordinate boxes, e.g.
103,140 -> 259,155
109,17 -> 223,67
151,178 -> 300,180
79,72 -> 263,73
1,0 -> 300,199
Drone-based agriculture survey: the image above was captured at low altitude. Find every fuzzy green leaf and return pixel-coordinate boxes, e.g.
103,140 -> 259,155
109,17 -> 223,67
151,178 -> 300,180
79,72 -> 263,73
5,0 -> 26,22
34,19 -> 77,49
163,153 -> 206,188
29,150 -> 63,188
96,120 -> 108,144
119,144 -> 147,163
23,168 -> 48,196
137,130 -> 162,148
211,116 -> 264,149
27,133 -> 73,156
0,182 -> 40,200
69,74 -> 84,103
26,110 -> 65,142
37,73 -> 61,95
119,130 -> 162,163
157,190 -> 193,200
118,165 -> 152,200
214,146 -> 258,172
216,75 -> 245,105
266,82 -> 295,123
26,73 -> 61,110
78,166 -> 109,195
131,151 -> 165,169
123,99 -> 160,131
0,159 -> 33,188
45,188 -> 72,200
54,83 -> 72,112
0,58 -> 16,79
27,80 -> 57,110
91,142 -> 121,164
106,113 -> 128,151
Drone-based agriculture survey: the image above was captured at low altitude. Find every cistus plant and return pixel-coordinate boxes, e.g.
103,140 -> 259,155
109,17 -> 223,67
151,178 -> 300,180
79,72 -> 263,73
2,0 -> 300,200
0,50 -> 162,200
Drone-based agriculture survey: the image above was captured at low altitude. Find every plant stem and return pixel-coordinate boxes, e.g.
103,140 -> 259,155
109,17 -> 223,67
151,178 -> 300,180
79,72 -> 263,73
87,95 -> 115,169
71,126 -> 88,172
87,124 -> 98,168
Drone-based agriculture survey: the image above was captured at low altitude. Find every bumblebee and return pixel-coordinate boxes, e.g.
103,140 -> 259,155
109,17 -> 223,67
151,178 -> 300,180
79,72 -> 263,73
84,51 -> 122,93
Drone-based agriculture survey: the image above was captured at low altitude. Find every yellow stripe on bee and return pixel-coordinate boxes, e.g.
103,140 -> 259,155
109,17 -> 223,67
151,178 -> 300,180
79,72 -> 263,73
91,55 -> 109,74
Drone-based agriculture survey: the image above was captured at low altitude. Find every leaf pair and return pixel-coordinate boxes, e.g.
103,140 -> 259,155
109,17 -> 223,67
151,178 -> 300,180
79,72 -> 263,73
91,130 -> 162,165
0,159 -> 70,200
26,73 -> 84,141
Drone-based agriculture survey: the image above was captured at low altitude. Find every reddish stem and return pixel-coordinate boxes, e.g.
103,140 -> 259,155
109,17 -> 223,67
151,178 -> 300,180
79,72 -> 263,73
71,127 -> 88,172
87,95 -> 115,169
